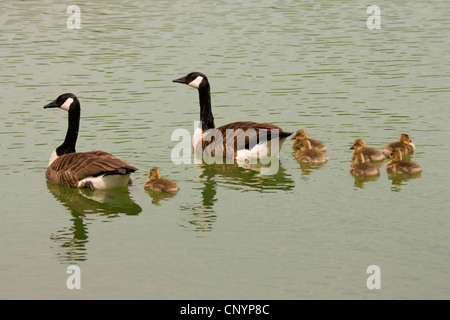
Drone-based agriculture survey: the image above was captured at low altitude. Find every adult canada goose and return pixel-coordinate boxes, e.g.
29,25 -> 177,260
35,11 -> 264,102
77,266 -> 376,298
173,72 -> 292,160
350,153 -> 380,177
144,168 -> 179,192
386,150 -> 422,174
44,93 -> 138,190
291,129 -> 326,151
383,133 -> 415,156
350,138 -> 385,162
295,139 -> 328,163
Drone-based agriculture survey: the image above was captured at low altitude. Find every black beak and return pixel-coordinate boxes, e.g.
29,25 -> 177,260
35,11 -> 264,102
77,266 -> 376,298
172,76 -> 187,84
350,145 -> 355,150
291,136 -> 296,140
44,100 -> 59,109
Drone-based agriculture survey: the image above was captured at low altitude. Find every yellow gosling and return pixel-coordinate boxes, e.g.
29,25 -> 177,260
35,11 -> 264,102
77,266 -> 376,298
291,129 -> 326,151
350,153 -> 380,177
383,133 -> 415,156
144,168 -> 179,192
350,138 -> 385,162
295,139 -> 328,163
386,150 -> 422,174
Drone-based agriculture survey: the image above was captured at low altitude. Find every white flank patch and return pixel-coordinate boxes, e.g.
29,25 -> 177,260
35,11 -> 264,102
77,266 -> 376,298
78,173 -> 131,190
236,137 -> 287,161
60,97 -> 73,111
236,140 -> 272,161
188,76 -> 203,89
48,150 -> 58,167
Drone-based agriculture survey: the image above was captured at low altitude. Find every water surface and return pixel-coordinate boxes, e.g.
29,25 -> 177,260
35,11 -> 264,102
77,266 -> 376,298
1,0 -> 449,299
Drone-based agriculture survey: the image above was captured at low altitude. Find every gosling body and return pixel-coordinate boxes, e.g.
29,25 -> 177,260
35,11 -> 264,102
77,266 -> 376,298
350,138 -> 385,162
295,139 -> 328,163
144,168 -> 179,192
291,129 -> 326,152
386,150 -> 422,174
350,153 -> 380,176
383,133 -> 415,156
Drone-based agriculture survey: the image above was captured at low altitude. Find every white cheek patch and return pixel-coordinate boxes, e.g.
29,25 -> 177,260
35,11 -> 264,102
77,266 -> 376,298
60,97 -> 73,111
188,76 -> 203,89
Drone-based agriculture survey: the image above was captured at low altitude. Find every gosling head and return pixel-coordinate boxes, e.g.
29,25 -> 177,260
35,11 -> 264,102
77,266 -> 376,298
389,150 -> 403,162
299,139 -> 312,152
350,138 -> 367,151
173,72 -> 209,90
149,168 -> 162,180
398,133 -> 412,145
291,129 -> 308,141
354,153 -> 366,164
44,93 -> 79,112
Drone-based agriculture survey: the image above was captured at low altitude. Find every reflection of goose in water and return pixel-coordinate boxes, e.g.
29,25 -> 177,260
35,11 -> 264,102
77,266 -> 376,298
46,181 -> 142,263
179,160 -> 294,236
198,159 -> 295,193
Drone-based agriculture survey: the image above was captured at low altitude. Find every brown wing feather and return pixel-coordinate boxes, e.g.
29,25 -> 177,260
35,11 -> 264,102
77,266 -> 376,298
46,151 -> 138,187
208,121 -> 292,154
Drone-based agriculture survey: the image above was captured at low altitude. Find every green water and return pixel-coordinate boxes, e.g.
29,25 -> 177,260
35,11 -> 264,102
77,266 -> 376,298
1,1 -> 449,299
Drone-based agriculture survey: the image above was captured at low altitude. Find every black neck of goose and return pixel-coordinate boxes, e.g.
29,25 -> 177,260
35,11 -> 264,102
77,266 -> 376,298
198,84 -> 215,131
56,100 -> 80,156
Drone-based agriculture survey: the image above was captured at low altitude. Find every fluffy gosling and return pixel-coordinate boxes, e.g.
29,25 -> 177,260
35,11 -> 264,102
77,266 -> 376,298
386,150 -> 422,174
144,168 -> 179,192
291,129 -> 326,152
350,138 -> 385,162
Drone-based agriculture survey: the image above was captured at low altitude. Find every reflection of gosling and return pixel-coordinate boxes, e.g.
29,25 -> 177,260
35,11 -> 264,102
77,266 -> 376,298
350,138 -> 385,162
386,150 -> 422,174
295,139 -> 328,163
144,168 -> 179,192
350,153 -> 380,177
291,129 -> 326,151
383,133 -> 416,156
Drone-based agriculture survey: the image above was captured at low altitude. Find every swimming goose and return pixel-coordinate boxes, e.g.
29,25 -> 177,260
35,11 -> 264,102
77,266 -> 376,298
386,150 -> 422,174
383,133 -> 415,156
295,139 -> 328,163
291,129 -> 326,151
173,72 -> 292,160
350,138 -> 385,162
350,153 -> 380,177
44,93 -> 138,190
144,168 -> 179,192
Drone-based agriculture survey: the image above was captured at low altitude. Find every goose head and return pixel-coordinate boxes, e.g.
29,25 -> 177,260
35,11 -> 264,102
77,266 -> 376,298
350,138 -> 367,151
149,168 -> 162,181
44,93 -> 79,112
173,72 -> 209,89
291,129 -> 308,141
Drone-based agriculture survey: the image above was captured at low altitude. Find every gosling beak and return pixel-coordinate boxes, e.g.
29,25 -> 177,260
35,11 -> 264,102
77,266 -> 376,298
350,145 -> 355,150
